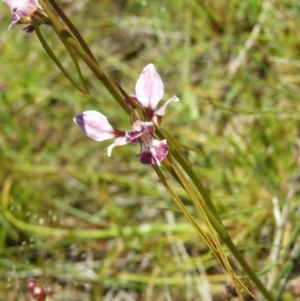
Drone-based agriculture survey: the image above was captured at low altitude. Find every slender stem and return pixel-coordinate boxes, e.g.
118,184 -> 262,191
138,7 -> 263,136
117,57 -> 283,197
36,2 -> 273,299
224,236 -> 274,300
154,163 -> 253,299
34,22 -> 87,93
47,0 -> 98,64
171,150 -> 274,299
158,127 -> 223,224
158,130 -> 274,300
51,25 -> 89,94
63,31 -> 130,114
38,0 -> 130,114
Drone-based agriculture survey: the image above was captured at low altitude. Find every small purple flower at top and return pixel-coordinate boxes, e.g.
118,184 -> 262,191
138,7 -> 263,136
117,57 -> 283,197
73,64 -> 179,165
3,0 -> 49,33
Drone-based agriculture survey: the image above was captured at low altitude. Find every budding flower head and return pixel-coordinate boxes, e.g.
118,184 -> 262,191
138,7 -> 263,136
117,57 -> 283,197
3,0 -> 49,33
73,64 -> 179,165
26,279 -> 47,301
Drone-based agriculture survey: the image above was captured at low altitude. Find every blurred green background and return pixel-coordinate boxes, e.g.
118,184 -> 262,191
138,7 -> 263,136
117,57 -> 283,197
1,0 -> 300,300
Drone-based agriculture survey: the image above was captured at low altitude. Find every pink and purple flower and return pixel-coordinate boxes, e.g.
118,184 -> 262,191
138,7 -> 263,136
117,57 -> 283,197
3,0 -> 47,33
73,64 -> 179,165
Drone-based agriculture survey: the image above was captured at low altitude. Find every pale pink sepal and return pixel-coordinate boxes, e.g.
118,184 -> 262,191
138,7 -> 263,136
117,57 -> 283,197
4,0 -> 39,29
3,0 -> 39,10
155,95 -> 179,117
73,110 -> 119,142
107,137 -> 128,157
135,64 -> 164,111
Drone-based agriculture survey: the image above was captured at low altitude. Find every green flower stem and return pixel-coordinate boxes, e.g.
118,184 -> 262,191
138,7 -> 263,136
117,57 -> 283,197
172,161 -> 274,299
153,164 -> 252,299
63,30 -> 131,114
33,22 -> 87,94
38,0 -> 130,114
50,24 -> 89,94
171,155 -> 274,300
47,0 -> 98,64
37,2 -> 273,299
158,128 -> 222,224
152,165 -> 216,250
158,131 -> 274,300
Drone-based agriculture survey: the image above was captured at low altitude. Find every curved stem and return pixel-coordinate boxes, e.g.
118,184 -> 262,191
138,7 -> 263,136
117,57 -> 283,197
47,0 -> 98,64
51,24 -> 89,94
38,0 -> 130,114
34,22 -> 87,93
157,129 -> 275,300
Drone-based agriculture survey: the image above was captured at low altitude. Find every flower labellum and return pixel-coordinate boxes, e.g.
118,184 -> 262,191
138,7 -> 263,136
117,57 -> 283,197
3,0 -> 49,33
73,64 -> 179,165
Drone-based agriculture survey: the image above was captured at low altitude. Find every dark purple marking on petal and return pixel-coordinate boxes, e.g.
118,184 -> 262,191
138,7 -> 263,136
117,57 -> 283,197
137,151 -> 158,165
137,133 -> 169,165
11,10 -> 21,25
73,110 -> 124,141
23,24 -> 35,33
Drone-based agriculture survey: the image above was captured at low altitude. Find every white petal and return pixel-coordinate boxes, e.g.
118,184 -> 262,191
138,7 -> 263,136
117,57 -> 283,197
4,0 -> 38,12
107,137 -> 128,157
73,110 -> 117,141
135,64 -> 164,110
155,95 -> 179,116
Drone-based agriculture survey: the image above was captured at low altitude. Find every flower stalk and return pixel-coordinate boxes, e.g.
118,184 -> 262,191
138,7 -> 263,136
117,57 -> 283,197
3,1 -> 275,300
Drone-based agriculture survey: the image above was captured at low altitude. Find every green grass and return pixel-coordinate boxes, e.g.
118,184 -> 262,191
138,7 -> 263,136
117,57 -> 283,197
1,0 -> 300,300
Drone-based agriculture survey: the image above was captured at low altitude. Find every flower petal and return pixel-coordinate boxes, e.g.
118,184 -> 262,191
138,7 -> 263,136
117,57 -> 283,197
132,121 -> 154,132
73,110 -> 121,141
107,137 -> 128,157
137,133 -> 169,165
22,24 -> 34,33
9,10 -> 21,28
126,121 -> 154,144
4,0 -> 42,31
3,0 -> 39,11
135,64 -> 164,111
155,95 -> 179,117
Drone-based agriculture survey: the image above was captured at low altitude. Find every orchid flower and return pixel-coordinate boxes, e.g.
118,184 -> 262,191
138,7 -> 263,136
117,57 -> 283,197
73,64 -> 179,165
3,0 -> 48,33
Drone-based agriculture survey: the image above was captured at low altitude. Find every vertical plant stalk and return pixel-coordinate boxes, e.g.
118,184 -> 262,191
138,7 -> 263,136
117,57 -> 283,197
157,130 -> 274,300
38,0 -> 130,114
172,154 -> 274,300
34,22 -> 88,93
50,24 -> 90,94
163,158 -> 252,299
47,0 -> 98,64
36,1 -> 273,299
64,32 -> 131,114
